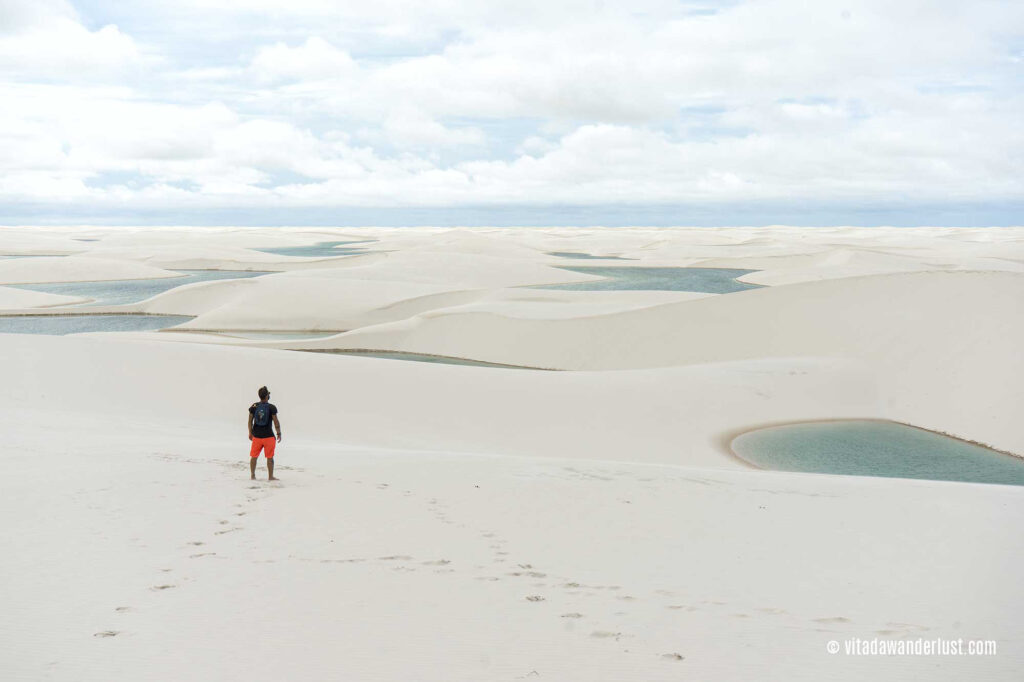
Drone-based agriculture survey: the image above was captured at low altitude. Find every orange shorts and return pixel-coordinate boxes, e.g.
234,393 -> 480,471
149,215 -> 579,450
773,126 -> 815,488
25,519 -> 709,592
249,436 -> 277,458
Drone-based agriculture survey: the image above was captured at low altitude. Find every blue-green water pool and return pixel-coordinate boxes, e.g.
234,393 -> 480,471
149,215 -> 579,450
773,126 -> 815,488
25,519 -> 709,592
533,266 -> 762,293
547,251 -> 635,260
0,314 -> 193,335
731,420 -> 1024,486
253,240 -> 371,258
7,270 -> 270,306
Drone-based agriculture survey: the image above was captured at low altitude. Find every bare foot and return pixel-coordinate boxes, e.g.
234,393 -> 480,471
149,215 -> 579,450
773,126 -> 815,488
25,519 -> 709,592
269,476 -> 279,481
250,476 -> 256,480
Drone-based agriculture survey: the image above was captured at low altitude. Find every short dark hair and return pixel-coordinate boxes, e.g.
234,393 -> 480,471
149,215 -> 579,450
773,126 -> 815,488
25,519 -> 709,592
258,386 -> 270,400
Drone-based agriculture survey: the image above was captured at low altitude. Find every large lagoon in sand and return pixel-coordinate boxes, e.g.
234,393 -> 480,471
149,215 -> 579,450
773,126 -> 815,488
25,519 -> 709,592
2,225 -> 1022,682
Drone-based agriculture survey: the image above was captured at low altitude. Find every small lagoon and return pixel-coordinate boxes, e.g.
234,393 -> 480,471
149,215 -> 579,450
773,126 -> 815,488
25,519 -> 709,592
7,270 -> 270,306
547,251 -> 635,260
0,314 -> 193,335
731,420 -> 1024,486
253,240 -> 371,258
533,266 -> 762,293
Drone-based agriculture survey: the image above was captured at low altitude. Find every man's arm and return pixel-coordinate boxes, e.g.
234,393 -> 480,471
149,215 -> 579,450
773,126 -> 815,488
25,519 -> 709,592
247,411 -> 254,440
272,414 -> 282,442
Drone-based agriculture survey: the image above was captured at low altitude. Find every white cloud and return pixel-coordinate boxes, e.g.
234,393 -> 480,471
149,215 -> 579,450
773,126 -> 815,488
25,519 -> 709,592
0,0 -> 76,33
360,110 -> 486,149
0,1 -> 142,77
0,0 -> 1021,221
249,37 -> 356,83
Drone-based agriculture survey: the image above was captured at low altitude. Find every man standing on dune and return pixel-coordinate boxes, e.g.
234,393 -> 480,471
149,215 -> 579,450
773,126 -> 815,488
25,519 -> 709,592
248,386 -> 282,480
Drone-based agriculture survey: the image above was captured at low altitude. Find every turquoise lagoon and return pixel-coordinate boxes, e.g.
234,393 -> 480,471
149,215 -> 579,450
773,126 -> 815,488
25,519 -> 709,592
731,420 -> 1024,486
534,266 -> 762,293
6,270 -> 269,306
0,314 -> 193,335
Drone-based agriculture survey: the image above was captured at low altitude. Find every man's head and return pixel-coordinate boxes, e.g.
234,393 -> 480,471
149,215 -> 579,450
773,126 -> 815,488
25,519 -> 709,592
258,386 -> 270,401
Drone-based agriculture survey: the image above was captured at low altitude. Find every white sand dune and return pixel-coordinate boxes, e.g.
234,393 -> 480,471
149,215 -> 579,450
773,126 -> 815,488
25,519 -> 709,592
272,249 -> 603,287
425,288 -> 712,320
169,277 -> 476,332
0,227 -> 95,255
116,249 -> 622,331
83,244 -> 343,271
135,280 -> 704,332
1,333 -> 878,467
2,333 -> 1020,681
280,270 -> 1024,454
1,225 -> 1022,681
0,255 -> 183,284
698,247 -> 1024,286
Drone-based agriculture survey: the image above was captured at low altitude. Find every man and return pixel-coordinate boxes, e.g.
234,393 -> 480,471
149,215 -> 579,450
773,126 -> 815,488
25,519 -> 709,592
248,386 -> 282,480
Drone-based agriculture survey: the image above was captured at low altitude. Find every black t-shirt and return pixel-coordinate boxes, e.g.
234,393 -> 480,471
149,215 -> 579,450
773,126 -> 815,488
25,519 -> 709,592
249,402 -> 278,438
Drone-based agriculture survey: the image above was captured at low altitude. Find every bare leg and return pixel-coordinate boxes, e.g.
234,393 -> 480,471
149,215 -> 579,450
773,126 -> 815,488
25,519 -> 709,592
250,456 -> 258,480
268,458 -> 277,481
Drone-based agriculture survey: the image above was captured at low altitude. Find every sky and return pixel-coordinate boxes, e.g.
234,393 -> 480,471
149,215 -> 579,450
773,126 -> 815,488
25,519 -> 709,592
0,0 -> 1022,226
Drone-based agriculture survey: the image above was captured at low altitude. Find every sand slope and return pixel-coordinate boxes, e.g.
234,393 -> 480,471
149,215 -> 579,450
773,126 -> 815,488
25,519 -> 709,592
1,333 -> 1021,682
280,270 -> 1024,453
0,333 -> 879,467
0,256 -> 182,284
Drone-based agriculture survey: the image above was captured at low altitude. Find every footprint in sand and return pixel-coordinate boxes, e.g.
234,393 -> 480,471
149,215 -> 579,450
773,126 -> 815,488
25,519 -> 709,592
883,621 -> 929,632
114,606 -> 133,613
150,585 -> 175,591
93,631 -> 120,638
560,613 -> 584,619
661,653 -> 684,661
525,595 -> 546,602
590,631 -> 622,640
814,616 -> 851,624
